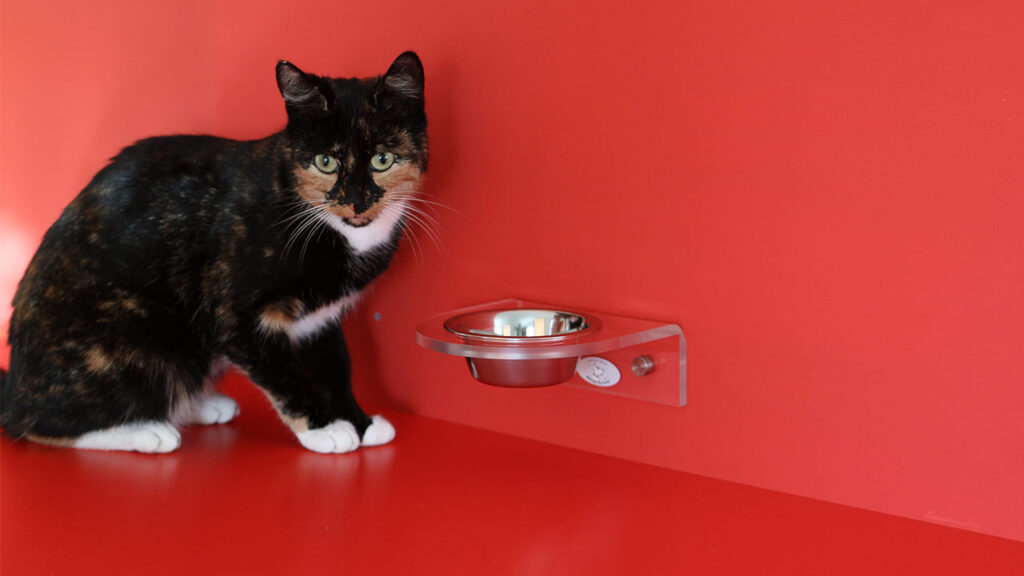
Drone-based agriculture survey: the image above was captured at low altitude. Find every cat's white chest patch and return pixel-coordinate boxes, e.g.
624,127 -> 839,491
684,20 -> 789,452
287,293 -> 361,342
326,200 -> 406,253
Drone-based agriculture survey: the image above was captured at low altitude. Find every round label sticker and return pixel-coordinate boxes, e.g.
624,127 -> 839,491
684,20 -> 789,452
576,356 -> 621,387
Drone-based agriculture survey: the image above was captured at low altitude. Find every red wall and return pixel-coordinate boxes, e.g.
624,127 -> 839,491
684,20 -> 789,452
3,0 -> 1022,541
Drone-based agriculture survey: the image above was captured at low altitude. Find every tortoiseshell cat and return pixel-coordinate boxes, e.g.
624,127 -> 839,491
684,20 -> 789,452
0,52 -> 427,453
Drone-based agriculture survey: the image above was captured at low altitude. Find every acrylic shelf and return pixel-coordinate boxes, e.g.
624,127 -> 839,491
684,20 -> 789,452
416,298 -> 687,406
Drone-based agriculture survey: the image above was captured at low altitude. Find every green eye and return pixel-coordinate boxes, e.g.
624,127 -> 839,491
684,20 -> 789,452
314,154 -> 339,174
370,152 -> 395,172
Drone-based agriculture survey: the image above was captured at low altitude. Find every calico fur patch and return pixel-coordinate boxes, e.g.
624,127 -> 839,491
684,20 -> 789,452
1,52 -> 428,453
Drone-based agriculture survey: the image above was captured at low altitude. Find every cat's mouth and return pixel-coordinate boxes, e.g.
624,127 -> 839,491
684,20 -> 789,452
344,215 -> 373,227
330,203 -> 384,227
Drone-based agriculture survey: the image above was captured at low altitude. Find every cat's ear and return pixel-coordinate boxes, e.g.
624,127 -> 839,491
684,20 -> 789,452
378,52 -> 425,104
276,61 -> 329,112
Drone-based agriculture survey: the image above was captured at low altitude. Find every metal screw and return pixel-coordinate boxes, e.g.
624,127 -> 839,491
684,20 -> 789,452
631,355 -> 655,377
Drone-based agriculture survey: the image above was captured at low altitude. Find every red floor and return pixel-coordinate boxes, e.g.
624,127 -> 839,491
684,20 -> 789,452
2,374 -> 1022,575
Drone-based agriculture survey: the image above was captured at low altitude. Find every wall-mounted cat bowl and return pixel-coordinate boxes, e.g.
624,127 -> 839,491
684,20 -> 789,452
416,299 -> 688,406
442,308 -> 599,387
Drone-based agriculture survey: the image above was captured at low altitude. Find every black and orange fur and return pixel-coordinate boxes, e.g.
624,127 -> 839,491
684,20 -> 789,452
0,52 -> 427,445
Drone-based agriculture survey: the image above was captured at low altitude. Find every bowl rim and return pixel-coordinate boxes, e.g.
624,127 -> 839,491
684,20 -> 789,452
443,308 -> 600,344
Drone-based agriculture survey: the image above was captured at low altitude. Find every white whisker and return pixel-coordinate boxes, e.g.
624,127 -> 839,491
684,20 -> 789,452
398,208 -> 443,252
298,208 -> 331,266
400,196 -> 460,214
404,205 -> 443,234
275,200 -> 327,227
282,203 -> 330,265
383,204 -> 423,263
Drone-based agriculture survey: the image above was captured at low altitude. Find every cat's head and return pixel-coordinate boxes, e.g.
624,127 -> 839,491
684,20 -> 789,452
276,52 -> 427,233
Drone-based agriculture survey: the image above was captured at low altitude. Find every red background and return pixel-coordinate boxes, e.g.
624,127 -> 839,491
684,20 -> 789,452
2,0 -> 1022,542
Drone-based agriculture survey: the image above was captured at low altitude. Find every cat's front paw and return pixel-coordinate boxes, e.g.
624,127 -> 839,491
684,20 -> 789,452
360,415 -> 395,447
296,420 -> 360,454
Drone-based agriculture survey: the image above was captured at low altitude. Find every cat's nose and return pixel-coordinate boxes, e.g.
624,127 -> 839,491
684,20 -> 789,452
335,202 -> 372,219
352,197 -> 375,215
334,203 -> 357,218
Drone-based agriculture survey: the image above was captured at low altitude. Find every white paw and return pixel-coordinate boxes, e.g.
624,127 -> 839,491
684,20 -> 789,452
75,422 -> 182,453
297,420 -> 360,454
185,393 -> 240,425
361,415 -> 395,447
135,423 -> 183,453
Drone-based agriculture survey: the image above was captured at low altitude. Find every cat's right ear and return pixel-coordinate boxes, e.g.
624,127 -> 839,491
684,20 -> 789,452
276,61 -> 329,112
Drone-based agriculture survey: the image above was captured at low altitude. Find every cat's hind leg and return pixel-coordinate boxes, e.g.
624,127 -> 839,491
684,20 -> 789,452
5,316 -> 207,452
26,422 -> 182,453
73,422 -> 181,453
7,355 -> 193,453
174,392 -> 240,426
172,358 -> 240,426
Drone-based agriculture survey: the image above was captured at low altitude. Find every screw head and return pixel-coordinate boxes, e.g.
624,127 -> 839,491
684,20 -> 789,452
631,355 -> 655,377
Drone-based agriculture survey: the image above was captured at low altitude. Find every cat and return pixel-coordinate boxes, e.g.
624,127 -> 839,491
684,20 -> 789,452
0,52 -> 428,454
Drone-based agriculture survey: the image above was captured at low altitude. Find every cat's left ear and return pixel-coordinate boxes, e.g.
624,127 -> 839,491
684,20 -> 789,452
377,51 -> 425,105
277,60 -> 329,112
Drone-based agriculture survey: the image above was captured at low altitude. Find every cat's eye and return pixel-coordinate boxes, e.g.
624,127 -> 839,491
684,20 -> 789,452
314,154 -> 339,174
370,152 -> 396,172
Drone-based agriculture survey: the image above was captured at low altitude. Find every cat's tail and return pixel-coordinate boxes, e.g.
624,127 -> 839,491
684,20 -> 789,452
0,368 -> 9,427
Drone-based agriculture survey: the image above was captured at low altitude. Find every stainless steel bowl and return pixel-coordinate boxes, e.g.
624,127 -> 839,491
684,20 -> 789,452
464,356 -> 580,388
444,308 -> 596,387
444,309 -> 590,342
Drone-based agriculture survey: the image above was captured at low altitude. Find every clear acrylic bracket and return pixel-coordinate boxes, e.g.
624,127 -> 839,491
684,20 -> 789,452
416,298 -> 687,406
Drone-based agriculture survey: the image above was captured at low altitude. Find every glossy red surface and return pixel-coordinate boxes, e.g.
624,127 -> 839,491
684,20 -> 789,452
3,0 -> 1023,542
2,374 -> 1023,575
